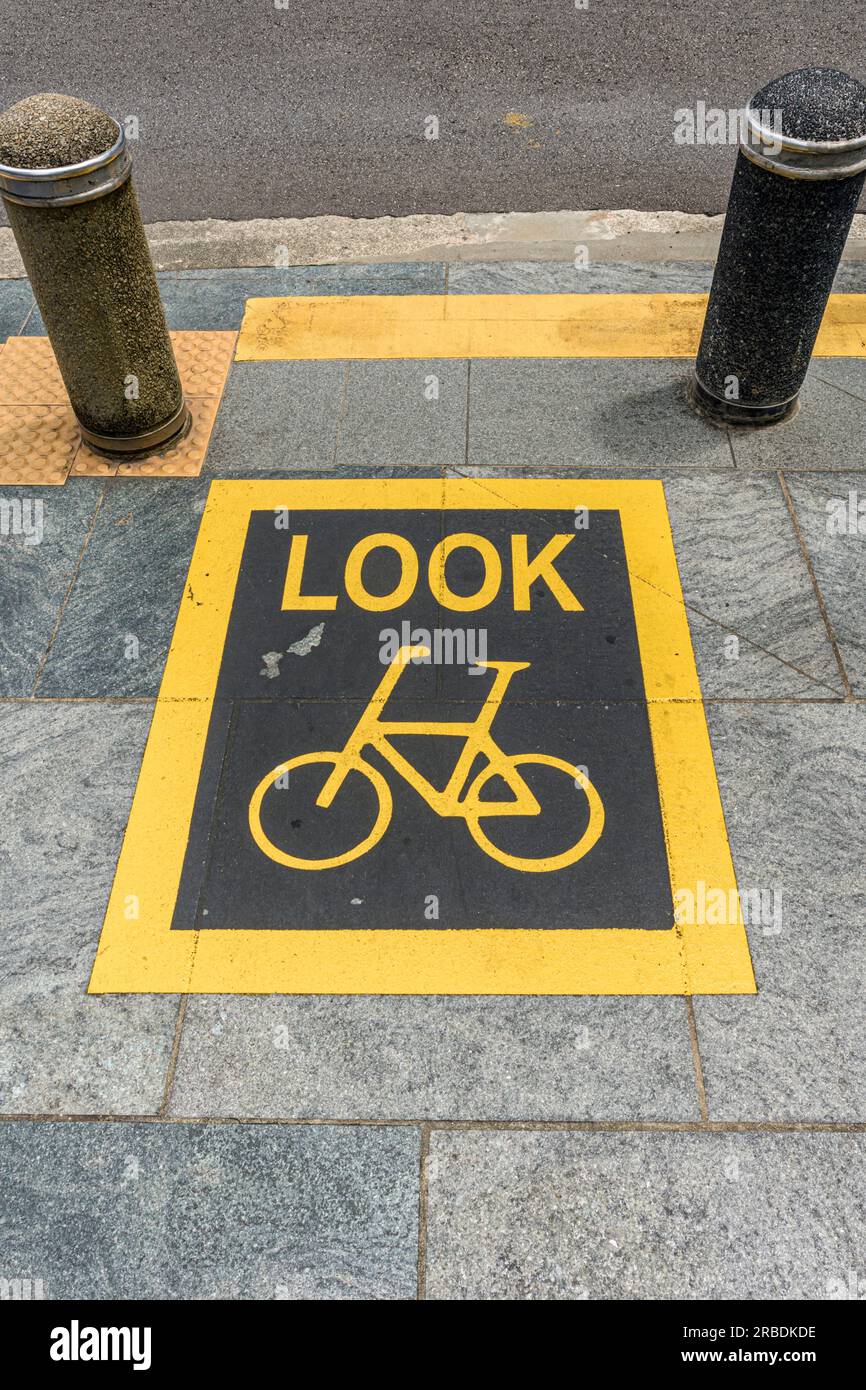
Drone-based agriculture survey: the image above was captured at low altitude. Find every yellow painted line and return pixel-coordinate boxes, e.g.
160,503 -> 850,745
235,292 -> 866,361
89,478 -> 755,997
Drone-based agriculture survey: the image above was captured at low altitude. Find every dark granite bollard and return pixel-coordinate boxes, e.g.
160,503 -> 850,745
690,68 -> 866,428
0,93 -> 189,457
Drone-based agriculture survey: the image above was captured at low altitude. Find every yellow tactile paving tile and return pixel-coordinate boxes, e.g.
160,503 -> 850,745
171,330 -> 238,396
0,336 -> 67,403
235,291 -> 866,360
0,404 -> 78,485
0,331 -> 236,484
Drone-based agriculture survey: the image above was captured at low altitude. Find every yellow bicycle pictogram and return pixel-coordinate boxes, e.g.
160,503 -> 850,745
248,644 -> 605,873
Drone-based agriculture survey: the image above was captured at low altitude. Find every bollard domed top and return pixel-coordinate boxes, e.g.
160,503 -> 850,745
750,68 -> 866,146
0,93 -> 118,171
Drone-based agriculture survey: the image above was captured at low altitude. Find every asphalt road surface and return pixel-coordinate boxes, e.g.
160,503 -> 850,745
2,2 -> 865,222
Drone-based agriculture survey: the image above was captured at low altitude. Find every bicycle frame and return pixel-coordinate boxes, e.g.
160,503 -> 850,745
317,644 -> 541,819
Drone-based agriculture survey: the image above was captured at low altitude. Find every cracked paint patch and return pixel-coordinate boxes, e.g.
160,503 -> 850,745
260,623 -> 326,678
287,622 -> 325,656
259,651 -> 284,679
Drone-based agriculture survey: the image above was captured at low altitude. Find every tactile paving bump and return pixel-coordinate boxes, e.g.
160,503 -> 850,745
0,331 -> 237,484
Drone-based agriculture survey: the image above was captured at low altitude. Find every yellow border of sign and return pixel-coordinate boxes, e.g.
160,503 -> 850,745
88,478 -> 756,996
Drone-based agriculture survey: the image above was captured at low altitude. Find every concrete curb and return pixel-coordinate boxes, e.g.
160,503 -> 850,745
140,210 -> 730,272
4,207 -> 866,279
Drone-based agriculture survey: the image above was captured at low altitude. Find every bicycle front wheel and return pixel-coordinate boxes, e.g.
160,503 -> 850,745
248,751 -> 392,870
465,754 -> 604,872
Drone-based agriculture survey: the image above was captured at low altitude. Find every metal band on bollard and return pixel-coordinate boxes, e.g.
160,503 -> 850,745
741,109 -> 866,181
0,124 -> 133,207
690,67 -> 866,429
78,398 -> 190,455
0,92 -> 189,459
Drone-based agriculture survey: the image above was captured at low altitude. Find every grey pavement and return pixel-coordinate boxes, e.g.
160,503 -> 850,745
0,1120 -> 418,1299
425,1131 -> 866,1300
0,277 -> 32,338
2,3 -> 865,222
2,260 -> 865,1299
0,702 -> 177,1116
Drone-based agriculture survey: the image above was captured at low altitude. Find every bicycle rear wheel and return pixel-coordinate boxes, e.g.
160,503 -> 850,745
465,754 -> 604,872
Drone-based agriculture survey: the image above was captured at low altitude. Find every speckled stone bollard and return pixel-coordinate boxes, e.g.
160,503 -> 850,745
0,93 -> 189,457
690,68 -> 866,428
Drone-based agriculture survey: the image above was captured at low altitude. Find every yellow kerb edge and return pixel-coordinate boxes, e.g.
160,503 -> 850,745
234,293 -> 866,361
